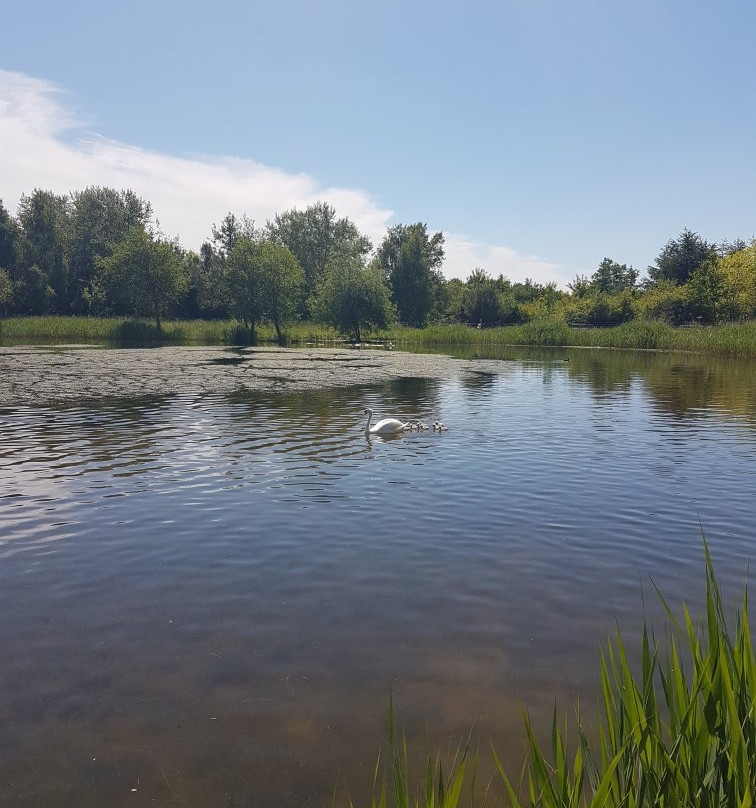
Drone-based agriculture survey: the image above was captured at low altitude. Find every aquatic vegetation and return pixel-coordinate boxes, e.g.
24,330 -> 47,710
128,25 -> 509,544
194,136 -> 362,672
360,544 -> 754,807
1,315 -> 754,356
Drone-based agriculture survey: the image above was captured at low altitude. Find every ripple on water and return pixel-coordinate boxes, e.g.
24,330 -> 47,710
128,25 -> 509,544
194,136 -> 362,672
0,363 -> 754,808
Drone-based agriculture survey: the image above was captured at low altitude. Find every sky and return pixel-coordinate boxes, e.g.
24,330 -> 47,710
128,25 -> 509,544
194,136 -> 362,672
1,0 -> 755,287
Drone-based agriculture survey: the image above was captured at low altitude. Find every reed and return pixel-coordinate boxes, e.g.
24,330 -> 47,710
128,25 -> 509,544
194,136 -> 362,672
2,316 -> 755,356
360,544 -> 754,807
386,320 -> 756,357
0,316 -> 340,346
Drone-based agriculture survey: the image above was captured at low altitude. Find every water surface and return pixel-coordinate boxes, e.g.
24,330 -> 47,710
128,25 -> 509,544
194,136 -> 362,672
1,347 -> 754,806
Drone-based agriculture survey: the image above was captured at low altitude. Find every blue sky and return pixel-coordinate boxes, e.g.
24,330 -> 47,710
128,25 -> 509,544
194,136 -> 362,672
2,0 -> 754,285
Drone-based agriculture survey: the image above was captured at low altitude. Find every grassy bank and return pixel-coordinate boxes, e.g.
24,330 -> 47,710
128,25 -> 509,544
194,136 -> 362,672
386,319 -> 756,357
1,316 -> 755,356
0,316 -> 340,346
360,545 -> 753,807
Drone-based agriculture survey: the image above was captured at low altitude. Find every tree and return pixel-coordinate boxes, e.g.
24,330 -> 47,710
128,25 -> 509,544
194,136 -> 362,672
591,257 -> 638,294
254,242 -> 305,341
210,212 -> 259,258
648,229 -> 717,286
68,187 -> 152,314
373,222 -> 445,327
312,256 -> 395,342
226,236 -> 266,340
94,226 -> 188,329
266,202 -> 371,304
0,268 -> 13,316
686,260 -> 722,323
16,189 -> 71,312
0,199 -> 18,278
461,269 -> 503,325
717,242 -> 756,320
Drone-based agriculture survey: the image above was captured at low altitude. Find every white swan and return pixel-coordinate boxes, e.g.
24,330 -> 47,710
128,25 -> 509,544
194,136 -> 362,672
364,407 -> 407,436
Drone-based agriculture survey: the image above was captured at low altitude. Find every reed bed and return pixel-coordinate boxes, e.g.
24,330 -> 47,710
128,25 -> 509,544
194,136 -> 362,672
386,320 -> 756,357
2,316 -> 755,356
359,545 -> 754,807
0,316 -> 339,346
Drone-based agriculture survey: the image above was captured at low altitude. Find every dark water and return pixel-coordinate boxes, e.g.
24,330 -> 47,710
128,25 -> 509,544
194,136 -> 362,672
1,347 -> 754,807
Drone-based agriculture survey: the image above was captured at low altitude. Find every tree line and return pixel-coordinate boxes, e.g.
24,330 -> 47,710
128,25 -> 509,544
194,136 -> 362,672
0,187 -> 754,339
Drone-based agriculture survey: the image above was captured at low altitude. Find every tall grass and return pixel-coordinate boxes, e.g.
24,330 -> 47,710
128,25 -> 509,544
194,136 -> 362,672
360,544 -> 754,807
0,316 -> 340,346
386,320 -> 756,357
2,316 -> 755,355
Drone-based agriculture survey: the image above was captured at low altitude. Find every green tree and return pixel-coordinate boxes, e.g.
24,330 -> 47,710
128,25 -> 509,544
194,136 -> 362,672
717,243 -> 756,320
266,202 -> 371,304
373,222 -> 445,327
68,187 -> 152,314
16,189 -> 71,312
0,199 -> 18,279
568,274 -> 592,298
210,212 -> 259,258
256,242 -> 305,341
94,226 -> 188,330
634,280 -> 692,324
0,267 -> 13,316
312,256 -> 395,342
461,268 -> 503,325
591,257 -> 638,293
226,236 -> 266,341
648,229 -> 717,286
686,260 -> 722,323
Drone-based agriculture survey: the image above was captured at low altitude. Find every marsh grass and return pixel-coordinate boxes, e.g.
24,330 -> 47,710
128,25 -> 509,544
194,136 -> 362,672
361,544 -> 754,807
386,320 -> 756,357
2,316 -> 754,355
0,316 -> 341,346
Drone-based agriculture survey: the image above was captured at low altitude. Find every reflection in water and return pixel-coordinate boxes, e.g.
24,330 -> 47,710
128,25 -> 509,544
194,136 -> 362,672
0,350 -> 754,808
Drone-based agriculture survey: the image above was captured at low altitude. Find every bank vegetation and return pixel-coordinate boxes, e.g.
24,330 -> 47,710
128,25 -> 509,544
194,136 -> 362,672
1,189 -> 754,355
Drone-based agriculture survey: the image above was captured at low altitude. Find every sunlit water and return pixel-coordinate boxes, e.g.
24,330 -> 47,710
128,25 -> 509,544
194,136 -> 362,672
1,347 -> 754,807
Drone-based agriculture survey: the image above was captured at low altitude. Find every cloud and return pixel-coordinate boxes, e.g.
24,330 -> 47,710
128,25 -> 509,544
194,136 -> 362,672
0,69 -> 567,285
442,236 -> 567,286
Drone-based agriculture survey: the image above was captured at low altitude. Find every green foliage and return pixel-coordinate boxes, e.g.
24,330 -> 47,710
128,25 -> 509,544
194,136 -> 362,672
648,229 -> 717,286
0,199 -> 18,273
717,244 -> 756,321
374,223 -> 445,327
356,696 -> 472,808
591,257 -> 638,294
563,291 -> 635,327
360,547 -> 754,808
633,280 -> 693,325
253,241 -> 305,340
12,263 -> 55,315
93,226 -> 189,329
225,238 -> 304,341
68,186 -> 151,314
686,260 -> 723,323
312,255 -> 396,341
16,189 -> 71,311
266,201 -> 371,302
0,267 -> 13,314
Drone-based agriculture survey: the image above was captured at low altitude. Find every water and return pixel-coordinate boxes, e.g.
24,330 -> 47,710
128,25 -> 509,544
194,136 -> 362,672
1,347 -> 754,806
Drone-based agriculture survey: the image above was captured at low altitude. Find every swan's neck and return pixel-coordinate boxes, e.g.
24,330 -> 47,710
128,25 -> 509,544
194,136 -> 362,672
364,410 -> 372,436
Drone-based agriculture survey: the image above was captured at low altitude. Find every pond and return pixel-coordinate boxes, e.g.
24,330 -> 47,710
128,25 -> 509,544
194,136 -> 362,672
0,346 -> 754,807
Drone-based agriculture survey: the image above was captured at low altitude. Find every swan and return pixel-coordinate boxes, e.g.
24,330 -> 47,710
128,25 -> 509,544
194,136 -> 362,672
364,407 -> 407,436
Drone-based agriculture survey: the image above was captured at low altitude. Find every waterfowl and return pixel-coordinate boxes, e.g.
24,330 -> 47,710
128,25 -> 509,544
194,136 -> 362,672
364,407 -> 407,437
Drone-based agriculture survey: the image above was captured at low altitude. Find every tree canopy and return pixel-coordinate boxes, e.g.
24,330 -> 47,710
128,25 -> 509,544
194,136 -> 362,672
312,256 -> 395,342
373,223 -> 445,327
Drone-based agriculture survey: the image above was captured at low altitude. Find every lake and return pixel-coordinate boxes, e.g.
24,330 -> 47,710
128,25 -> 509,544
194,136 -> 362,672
1,345 -> 754,807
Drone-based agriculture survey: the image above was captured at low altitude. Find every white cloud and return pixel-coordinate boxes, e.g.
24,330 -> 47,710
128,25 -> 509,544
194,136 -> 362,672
0,68 -> 567,285
442,235 -> 568,287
